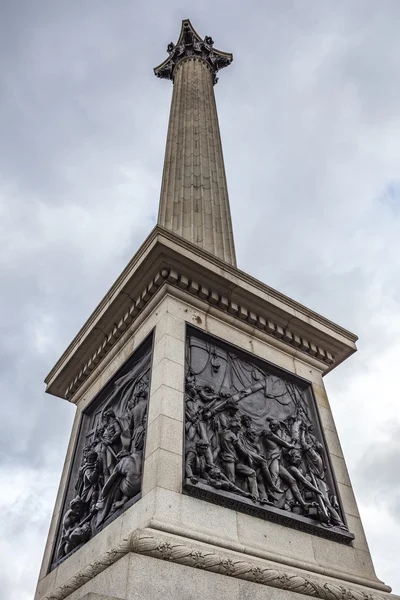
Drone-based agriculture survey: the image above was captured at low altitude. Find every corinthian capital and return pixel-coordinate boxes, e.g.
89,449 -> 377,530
154,19 -> 233,84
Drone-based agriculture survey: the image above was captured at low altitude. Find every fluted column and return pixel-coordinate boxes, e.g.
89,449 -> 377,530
154,20 -> 236,266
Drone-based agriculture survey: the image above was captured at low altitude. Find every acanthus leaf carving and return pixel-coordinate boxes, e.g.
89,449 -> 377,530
44,529 -> 385,600
154,20 -> 232,85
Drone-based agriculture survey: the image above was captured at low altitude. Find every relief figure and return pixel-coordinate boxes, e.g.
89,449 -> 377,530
54,342 -> 152,564
184,330 -> 351,539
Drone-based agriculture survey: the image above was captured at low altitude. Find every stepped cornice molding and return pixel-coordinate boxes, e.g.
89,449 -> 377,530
45,227 -> 357,401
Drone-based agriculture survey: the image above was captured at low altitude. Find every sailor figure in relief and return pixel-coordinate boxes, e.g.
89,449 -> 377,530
184,332 -> 348,533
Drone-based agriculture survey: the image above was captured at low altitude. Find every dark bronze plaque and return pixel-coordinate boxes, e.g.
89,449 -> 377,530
51,332 -> 154,570
184,326 -> 354,544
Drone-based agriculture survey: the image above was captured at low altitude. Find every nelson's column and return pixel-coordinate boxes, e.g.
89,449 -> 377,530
35,19 -> 397,600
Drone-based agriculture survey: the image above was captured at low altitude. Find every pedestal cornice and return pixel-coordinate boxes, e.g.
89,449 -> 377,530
44,226 -> 357,401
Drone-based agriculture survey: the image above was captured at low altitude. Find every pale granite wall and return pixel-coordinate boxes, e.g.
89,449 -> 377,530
140,295 -> 380,586
35,293 -> 390,600
35,295 -> 170,599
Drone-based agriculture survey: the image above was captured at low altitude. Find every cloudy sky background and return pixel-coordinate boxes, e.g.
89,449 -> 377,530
1,1 -> 400,598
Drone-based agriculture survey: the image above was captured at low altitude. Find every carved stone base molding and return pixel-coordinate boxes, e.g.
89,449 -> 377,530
44,529 -> 390,600
80,595 -> 124,600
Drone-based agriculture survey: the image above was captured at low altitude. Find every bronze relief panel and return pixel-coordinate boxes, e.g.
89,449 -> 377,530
51,332 -> 154,570
184,326 -> 354,544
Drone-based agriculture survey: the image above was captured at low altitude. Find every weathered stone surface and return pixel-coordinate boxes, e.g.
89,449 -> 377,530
63,554 -> 129,600
142,448 -> 182,495
36,525 -> 395,600
150,357 -> 184,396
127,553 -> 243,600
147,384 -> 184,425
79,594 -> 124,600
154,487 -> 240,543
145,414 -> 183,458
237,511 -> 315,564
152,334 -> 185,369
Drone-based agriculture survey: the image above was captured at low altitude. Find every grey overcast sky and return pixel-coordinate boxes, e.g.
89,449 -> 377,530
1,1 -> 400,598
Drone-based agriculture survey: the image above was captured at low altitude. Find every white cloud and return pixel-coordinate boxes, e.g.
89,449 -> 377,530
0,461 -> 62,600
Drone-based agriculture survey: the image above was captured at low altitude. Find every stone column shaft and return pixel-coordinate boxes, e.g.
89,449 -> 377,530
155,22 -> 236,266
